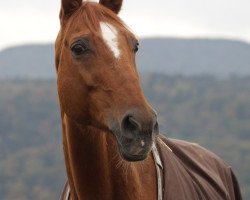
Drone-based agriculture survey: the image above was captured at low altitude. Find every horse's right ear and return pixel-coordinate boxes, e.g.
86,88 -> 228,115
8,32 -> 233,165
99,0 -> 123,14
60,0 -> 82,23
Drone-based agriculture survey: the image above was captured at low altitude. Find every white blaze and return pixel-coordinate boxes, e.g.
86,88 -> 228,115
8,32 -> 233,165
100,22 -> 120,59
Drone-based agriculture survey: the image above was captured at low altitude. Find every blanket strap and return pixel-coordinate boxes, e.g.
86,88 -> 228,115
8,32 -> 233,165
152,143 -> 164,200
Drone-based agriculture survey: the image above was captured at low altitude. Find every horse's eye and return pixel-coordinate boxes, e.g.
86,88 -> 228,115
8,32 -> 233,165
132,40 -> 139,53
70,39 -> 89,56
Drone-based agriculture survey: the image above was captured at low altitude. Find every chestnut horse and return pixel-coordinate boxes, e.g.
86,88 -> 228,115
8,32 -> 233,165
55,0 -> 242,199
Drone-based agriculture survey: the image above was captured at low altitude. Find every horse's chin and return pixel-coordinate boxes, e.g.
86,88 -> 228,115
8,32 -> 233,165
119,149 -> 148,161
117,142 -> 152,162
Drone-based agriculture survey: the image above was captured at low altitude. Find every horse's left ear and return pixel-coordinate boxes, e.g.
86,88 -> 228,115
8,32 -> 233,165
60,0 -> 82,23
99,0 -> 123,14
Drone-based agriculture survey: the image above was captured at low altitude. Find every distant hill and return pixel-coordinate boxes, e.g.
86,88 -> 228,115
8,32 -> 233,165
0,38 -> 250,78
138,38 -> 250,77
0,44 -> 55,79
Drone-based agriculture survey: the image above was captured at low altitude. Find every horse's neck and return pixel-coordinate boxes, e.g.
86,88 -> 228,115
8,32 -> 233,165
62,114 -> 157,200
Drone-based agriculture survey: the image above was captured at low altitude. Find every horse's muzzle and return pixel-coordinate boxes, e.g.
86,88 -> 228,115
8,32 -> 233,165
111,108 -> 159,161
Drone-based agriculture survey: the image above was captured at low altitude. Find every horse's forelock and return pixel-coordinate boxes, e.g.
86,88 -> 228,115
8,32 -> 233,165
65,2 -> 127,35
56,2 -> 131,71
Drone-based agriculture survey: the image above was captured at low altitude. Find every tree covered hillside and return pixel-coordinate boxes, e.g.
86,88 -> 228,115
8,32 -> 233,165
0,75 -> 249,199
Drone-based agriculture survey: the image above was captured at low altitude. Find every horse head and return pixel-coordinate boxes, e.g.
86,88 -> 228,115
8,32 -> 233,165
55,0 -> 159,162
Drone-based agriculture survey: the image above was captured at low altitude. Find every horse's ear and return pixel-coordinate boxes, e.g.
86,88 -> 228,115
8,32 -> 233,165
60,0 -> 82,22
99,0 -> 123,14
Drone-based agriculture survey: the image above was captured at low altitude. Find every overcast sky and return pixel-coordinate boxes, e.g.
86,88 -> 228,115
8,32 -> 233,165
0,0 -> 249,50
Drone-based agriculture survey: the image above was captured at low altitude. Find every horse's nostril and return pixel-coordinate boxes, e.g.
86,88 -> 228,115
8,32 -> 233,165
128,116 -> 142,131
121,109 -> 158,139
122,115 -> 141,132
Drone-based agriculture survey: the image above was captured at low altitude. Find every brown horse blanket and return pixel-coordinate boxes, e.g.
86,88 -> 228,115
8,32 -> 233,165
60,135 -> 242,200
157,136 -> 242,200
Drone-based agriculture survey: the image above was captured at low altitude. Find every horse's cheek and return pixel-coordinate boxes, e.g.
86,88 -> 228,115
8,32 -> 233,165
57,75 -> 89,123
